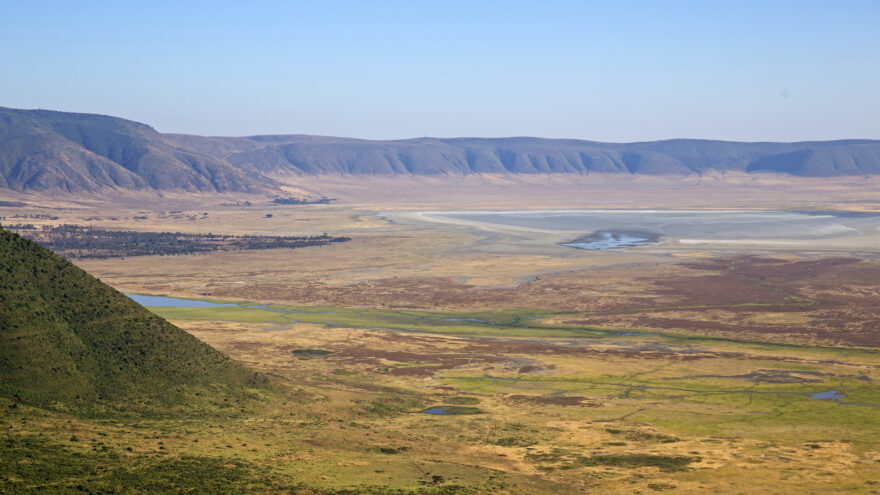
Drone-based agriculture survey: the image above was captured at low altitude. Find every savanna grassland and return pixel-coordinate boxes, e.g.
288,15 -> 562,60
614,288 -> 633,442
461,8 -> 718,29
3,180 -> 880,493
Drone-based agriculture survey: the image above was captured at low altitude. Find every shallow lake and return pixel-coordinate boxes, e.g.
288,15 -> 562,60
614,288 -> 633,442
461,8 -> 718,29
425,209 -> 880,250
561,230 -> 659,250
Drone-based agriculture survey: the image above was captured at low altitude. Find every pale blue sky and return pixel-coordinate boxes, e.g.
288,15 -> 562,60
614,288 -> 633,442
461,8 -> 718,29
1,1 -> 878,141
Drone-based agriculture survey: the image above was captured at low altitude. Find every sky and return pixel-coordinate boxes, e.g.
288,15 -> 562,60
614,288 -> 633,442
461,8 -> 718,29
1,1 -> 878,141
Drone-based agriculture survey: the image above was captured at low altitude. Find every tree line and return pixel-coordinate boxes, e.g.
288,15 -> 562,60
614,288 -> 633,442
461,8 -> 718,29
1,223 -> 350,259
272,196 -> 335,205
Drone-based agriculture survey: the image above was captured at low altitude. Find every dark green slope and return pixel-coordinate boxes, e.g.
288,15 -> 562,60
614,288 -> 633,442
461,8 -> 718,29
0,227 -> 264,415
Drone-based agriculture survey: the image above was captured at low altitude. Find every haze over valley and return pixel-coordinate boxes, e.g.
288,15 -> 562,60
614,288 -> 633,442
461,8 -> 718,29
3,2 -> 880,494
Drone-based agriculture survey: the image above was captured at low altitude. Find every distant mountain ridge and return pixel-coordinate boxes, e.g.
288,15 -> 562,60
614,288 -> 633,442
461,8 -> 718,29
0,107 -> 276,193
2,107 -> 880,193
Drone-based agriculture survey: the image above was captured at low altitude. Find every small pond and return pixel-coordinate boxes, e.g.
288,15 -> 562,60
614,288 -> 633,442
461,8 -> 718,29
809,389 -> 845,401
420,406 -> 483,415
125,293 -> 236,308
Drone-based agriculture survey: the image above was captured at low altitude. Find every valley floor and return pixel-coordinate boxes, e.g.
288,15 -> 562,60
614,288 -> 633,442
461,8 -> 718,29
3,180 -> 880,493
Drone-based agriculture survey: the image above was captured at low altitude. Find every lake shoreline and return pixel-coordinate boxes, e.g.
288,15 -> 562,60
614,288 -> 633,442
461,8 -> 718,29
561,230 -> 661,250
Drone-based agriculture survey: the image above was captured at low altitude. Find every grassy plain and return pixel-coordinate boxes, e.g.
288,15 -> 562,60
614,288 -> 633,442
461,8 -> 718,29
140,303 -> 880,492
4,176 -> 880,492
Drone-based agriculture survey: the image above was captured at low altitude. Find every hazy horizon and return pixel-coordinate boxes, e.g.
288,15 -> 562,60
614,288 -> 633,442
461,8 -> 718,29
7,104 -> 880,145
2,1 -> 879,142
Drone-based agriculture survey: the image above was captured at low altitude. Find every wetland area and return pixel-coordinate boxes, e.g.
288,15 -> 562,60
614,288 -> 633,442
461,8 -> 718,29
6,193 -> 880,494
4,5 -> 880,493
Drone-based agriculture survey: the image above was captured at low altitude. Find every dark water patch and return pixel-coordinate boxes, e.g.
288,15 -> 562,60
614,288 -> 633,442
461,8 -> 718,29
373,446 -> 410,455
291,349 -> 336,357
561,231 -> 660,251
810,389 -> 844,400
804,389 -> 880,406
421,406 -> 483,415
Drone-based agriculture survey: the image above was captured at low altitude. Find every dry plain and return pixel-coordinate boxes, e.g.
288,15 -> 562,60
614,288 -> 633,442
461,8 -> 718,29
4,175 -> 880,493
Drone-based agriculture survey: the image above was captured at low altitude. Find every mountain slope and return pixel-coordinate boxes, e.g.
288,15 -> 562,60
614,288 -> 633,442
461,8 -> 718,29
0,226 -> 264,415
220,136 -> 880,176
0,107 -> 277,193
2,107 -> 880,193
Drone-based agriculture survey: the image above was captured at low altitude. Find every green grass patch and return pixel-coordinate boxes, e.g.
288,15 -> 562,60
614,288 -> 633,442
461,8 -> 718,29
150,306 -> 289,323
0,434 -> 293,493
145,298 -> 880,363
148,302 -> 593,338
357,397 -> 424,417
491,437 -> 538,447
575,454 -> 699,472
526,449 -> 699,472
442,396 -> 480,405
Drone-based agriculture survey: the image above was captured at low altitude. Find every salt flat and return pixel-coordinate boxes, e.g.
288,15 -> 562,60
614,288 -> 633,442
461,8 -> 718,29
407,209 -> 880,254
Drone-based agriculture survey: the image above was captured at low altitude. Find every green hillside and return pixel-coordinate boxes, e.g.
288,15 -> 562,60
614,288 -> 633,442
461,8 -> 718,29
0,226 -> 266,416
